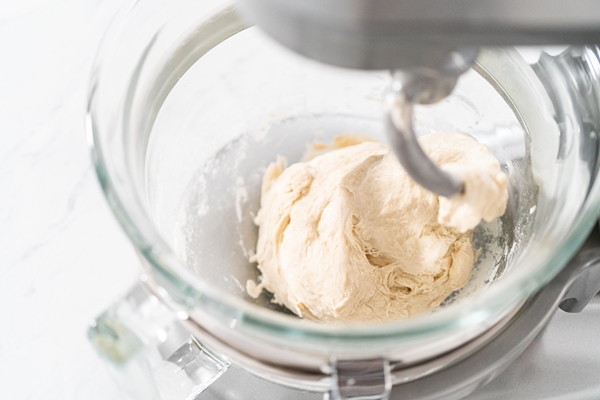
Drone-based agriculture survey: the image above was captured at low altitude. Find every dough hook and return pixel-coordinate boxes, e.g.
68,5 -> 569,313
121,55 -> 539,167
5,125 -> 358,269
385,70 -> 467,197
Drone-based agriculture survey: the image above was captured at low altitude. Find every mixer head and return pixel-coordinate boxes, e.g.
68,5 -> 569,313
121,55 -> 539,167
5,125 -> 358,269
237,0 -> 600,197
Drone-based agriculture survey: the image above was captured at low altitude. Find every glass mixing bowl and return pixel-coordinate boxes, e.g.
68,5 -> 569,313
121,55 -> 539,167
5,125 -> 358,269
87,0 -> 600,394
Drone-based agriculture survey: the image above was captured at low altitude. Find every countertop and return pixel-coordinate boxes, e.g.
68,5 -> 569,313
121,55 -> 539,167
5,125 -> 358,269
1,1 -> 599,399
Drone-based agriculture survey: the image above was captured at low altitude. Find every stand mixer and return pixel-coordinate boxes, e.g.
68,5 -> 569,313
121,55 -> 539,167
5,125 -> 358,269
86,1 -> 600,399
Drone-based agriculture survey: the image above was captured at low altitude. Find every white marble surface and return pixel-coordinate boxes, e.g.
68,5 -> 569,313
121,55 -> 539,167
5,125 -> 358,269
0,1 -> 136,399
1,2 -> 600,400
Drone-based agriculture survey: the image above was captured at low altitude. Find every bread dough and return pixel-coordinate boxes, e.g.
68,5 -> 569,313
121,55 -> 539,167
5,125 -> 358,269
435,133 -> 509,233
247,132 -> 508,323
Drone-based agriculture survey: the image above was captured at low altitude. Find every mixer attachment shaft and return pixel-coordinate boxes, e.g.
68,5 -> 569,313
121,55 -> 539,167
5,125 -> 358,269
385,71 -> 465,197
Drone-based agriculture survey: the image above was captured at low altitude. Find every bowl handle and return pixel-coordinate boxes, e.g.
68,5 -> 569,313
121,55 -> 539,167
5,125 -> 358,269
87,282 -> 229,400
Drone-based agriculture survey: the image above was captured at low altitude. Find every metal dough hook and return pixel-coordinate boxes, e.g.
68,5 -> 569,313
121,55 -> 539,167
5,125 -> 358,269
385,71 -> 465,198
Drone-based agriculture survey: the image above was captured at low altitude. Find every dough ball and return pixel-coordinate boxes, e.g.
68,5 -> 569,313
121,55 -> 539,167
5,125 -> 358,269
247,132 -> 507,323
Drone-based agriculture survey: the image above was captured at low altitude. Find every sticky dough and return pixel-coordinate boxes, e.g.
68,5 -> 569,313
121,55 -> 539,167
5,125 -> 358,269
247,132 -> 508,323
